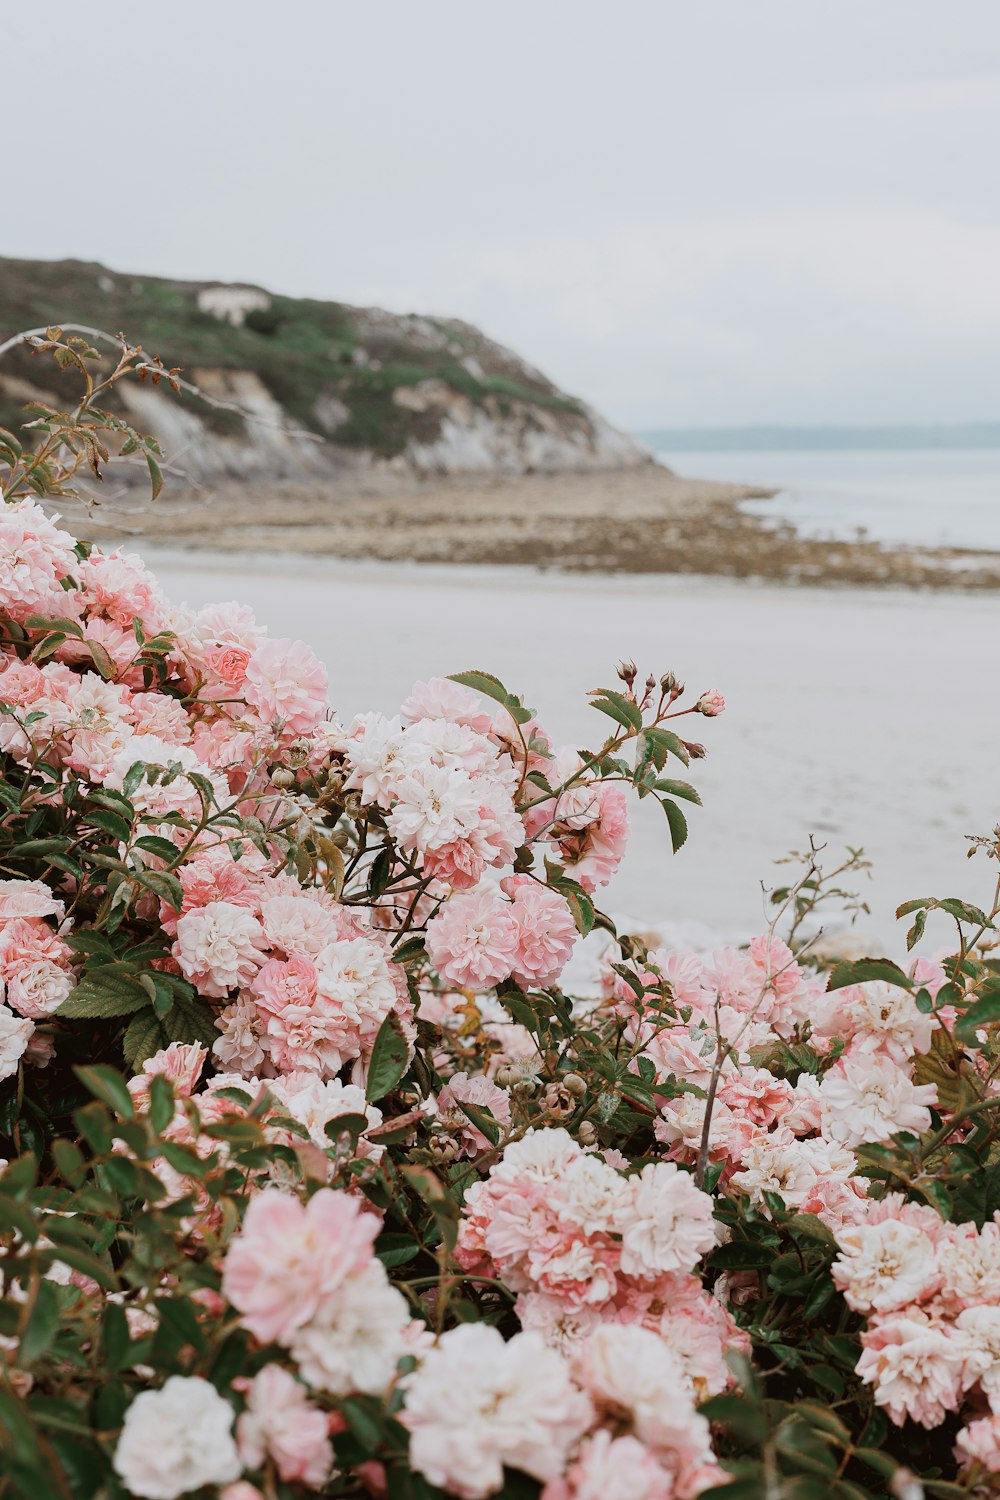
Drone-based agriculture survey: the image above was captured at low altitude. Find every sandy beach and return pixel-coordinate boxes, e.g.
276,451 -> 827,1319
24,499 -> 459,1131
143,546 -> 1000,953
67,464 -> 1000,590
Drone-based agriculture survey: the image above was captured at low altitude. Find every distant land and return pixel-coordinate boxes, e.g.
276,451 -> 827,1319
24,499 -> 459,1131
637,423 -> 1000,452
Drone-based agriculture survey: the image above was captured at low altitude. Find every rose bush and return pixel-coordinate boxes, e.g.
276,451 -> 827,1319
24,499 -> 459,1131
2,335 -> 1000,1499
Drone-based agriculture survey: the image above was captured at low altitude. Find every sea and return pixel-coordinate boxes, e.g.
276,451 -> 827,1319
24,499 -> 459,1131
651,447 -> 1000,553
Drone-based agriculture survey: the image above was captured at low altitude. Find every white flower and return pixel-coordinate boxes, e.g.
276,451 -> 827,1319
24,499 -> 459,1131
112,1375 -> 240,1499
0,1004 -> 34,1082
956,1305 -> 1000,1407
940,1221 -> 1000,1306
554,1152 -> 629,1235
404,1324 -> 592,1500
617,1161 -> 718,1277
291,1262 -> 409,1395
818,1052 -> 937,1147
576,1323 -> 713,1462
314,936 -> 399,1044
731,1135 -> 858,1210
832,1220 -> 940,1314
386,762 -> 481,853
342,713 -> 418,805
174,901 -> 267,998
258,892 -> 340,958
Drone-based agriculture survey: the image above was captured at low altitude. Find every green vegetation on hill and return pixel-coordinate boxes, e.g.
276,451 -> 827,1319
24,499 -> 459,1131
0,257 -> 583,457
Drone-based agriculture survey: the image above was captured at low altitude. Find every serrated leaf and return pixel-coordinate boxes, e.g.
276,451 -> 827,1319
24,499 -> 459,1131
588,689 -> 643,733
660,797 -> 688,852
58,970 -> 150,1020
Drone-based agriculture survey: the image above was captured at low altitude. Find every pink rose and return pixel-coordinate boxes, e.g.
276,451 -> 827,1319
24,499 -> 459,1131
222,1187 -> 378,1344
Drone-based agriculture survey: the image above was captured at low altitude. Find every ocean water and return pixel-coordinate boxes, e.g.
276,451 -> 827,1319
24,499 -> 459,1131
657,448 -> 1000,552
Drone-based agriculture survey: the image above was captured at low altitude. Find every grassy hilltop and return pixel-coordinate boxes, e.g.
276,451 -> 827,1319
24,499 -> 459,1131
0,258 -> 643,474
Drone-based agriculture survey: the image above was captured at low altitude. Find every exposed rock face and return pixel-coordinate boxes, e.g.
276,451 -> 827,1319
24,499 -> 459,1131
0,257 -> 653,482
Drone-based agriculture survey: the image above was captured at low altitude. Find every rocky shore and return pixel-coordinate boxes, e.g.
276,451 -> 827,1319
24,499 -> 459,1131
64,463 -> 1000,590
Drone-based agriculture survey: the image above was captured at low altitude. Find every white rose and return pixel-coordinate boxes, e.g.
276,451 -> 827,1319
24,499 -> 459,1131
112,1375 -> 240,1500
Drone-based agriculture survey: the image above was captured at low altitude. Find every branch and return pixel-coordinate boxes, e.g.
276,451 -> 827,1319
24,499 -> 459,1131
0,324 -> 324,445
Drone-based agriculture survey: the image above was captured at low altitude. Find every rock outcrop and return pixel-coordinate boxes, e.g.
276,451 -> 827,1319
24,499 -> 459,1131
0,258 -> 652,482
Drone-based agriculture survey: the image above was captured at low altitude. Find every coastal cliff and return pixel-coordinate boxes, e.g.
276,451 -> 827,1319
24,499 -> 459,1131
0,258 -> 651,481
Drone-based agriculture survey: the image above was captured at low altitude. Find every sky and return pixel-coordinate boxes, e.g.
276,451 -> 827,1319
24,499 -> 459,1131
5,1 -> 1000,429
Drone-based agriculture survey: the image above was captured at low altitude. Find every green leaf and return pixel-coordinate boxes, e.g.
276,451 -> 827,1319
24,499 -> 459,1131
447,671 -> 532,724
58,971 -> 150,1020
454,1100 -> 500,1146
588,689 -> 643,733
660,797 -> 688,853
122,1011 -> 167,1069
366,1014 -> 409,1103
83,808 -> 132,843
654,778 -> 702,806
955,990 -> 1000,1039
73,1065 -> 134,1118
19,1280 -> 61,1364
146,451 -> 163,501
938,898 -> 993,928
827,958 -> 912,992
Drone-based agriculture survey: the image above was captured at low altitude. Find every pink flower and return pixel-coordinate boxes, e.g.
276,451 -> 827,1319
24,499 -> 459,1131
222,1187 -> 379,1344
3,959 -> 73,1019
856,1309 -> 966,1427
0,878 -> 65,925
425,887 -> 520,992
205,642 -> 252,687
503,877 -> 578,989
235,1364 -> 333,1485
542,1431 -> 674,1500
0,500 -> 79,622
79,548 -> 170,632
401,678 -> 493,734
128,1043 -> 208,1109
244,637 -> 329,735
174,901 -> 268,998
956,1414 -> 1000,1474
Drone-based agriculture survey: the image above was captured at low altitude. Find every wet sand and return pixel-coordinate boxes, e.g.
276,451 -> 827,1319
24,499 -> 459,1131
65,464 -> 1000,590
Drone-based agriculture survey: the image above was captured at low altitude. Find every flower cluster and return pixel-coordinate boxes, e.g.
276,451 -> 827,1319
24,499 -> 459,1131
7,413 -> 1000,1500
456,1129 -> 740,1405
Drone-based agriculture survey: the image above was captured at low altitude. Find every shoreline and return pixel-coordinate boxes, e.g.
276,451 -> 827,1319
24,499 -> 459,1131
59,462 -> 1000,591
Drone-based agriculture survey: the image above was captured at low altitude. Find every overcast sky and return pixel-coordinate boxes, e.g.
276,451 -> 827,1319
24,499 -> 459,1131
6,1 -> 1000,428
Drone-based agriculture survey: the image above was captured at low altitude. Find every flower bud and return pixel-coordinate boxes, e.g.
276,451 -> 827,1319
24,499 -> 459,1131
269,766 -> 296,789
494,1063 -> 519,1089
616,660 -> 638,688
683,740 -> 707,760
577,1121 -> 598,1147
562,1072 -> 586,1097
428,1133 -> 460,1162
695,689 -> 726,717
